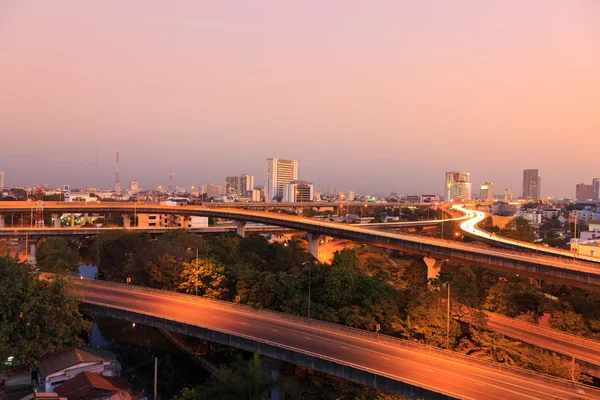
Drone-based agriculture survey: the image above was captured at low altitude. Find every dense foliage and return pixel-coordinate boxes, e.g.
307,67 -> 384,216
0,256 -> 91,370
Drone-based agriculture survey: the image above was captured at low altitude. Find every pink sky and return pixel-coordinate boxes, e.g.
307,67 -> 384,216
0,1 -> 598,197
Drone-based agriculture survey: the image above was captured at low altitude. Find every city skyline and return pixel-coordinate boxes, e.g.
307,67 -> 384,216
1,1 -> 599,197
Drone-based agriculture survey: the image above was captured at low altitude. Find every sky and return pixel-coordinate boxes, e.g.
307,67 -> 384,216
0,1 -> 598,198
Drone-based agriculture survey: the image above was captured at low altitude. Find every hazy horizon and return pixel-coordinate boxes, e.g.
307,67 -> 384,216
1,1 -> 598,197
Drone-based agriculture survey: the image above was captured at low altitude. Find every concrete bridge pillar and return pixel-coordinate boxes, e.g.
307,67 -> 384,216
0,215 -> 4,228
179,215 -> 189,229
234,221 -> 246,237
52,214 -> 61,228
83,213 -> 89,226
423,256 -> 447,282
70,213 -> 75,227
123,214 -> 131,229
29,243 -> 36,265
307,233 -> 322,259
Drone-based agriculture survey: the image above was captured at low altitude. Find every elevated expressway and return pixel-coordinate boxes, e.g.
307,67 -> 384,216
456,206 -> 600,264
3,202 -> 600,290
77,279 -> 600,400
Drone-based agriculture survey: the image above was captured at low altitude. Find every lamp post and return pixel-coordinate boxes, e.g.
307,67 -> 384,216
443,280 -> 451,349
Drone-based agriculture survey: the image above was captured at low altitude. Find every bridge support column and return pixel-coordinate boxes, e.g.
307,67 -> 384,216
123,214 -> 131,229
179,215 -> 189,229
307,233 -> 322,259
70,213 -> 75,227
83,213 -> 89,226
423,256 -> 447,283
52,214 -> 61,228
29,243 -> 36,265
0,215 -> 4,228
234,221 -> 246,237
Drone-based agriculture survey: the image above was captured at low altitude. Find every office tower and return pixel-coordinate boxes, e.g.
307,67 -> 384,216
593,178 -> 600,201
226,174 -> 255,198
282,180 -> 314,202
206,184 -> 222,197
522,169 -> 541,199
576,183 -> 594,201
445,171 -> 472,201
266,158 -> 299,201
504,188 -> 513,202
0,172 -> 4,189
479,182 -> 494,201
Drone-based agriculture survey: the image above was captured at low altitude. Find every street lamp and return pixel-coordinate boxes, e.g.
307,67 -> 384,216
442,280 -> 451,349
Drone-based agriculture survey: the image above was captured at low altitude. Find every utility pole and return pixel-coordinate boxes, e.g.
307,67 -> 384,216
446,281 -> 451,350
153,357 -> 158,400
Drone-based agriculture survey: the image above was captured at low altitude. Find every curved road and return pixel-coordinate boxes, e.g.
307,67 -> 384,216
457,206 -> 600,264
77,279 -> 599,399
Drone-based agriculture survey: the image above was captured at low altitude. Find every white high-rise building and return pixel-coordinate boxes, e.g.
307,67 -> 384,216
479,182 -> 494,201
0,172 -> 4,189
593,178 -> 600,201
445,171 -> 472,201
266,158 -> 298,201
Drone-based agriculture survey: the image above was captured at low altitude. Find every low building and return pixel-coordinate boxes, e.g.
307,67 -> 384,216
570,210 -> 600,224
570,239 -> 600,258
541,208 -> 561,219
282,180 -> 314,202
491,202 -> 517,216
38,348 -> 120,393
54,371 -> 136,400
516,210 -> 543,225
64,193 -> 97,203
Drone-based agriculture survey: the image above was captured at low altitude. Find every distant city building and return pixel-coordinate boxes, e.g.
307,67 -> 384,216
516,210 -> 543,225
594,178 -> 600,201
491,202 -> 517,216
479,182 -> 494,201
327,186 -> 336,196
129,180 -> 139,193
541,208 -> 561,219
266,158 -> 298,201
576,183 -> 595,201
0,172 -> 4,189
522,169 -> 541,199
445,171 -> 472,201
570,210 -> 600,224
199,185 -> 207,195
282,180 -> 313,202
206,183 -> 222,197
348,191 -> 355,202
226,174 -> 255,198
250,189 -> 261,202
405,195 -> 421,204
64,192 -> 96,202
421,194 -> 440,203
504,188 -> 513,202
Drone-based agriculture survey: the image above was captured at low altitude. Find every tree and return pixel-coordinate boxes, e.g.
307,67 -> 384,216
37,237 -> 79,274
173,354 -> 279,400
179,257 -> 227,299
0,256 -> 91,370
500,217 -> 537,242
146,254 -> 185,291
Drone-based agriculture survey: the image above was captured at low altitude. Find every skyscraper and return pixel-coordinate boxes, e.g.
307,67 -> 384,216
129,180 -> 139,194
0,172 -> 4,189
479,182 -> 494,201
225,174 -> 255,198
266,158 -> 299,201
522,169 -> 541,199
594,178 -> 600,201
445,171 -> 471,201
576,183 -> 594,201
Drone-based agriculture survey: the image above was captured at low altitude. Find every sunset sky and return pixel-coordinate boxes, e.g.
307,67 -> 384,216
0,1 -> 598,197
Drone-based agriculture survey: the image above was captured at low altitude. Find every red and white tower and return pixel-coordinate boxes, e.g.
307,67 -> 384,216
115,151 -> 121,194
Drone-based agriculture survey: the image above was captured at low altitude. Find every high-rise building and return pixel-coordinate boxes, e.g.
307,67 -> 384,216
445,171 -> 471,201
129,180 -> 139,193
576,183 -> 594,201
348,191 -> 355,202
522,169 -> 541,199
266,158 -> 298,201
593,178 -> 600,201
504,188 -> 513,202
206,184 -> 222,198
282,180 -> 314,202
226,174 -> 255,198
0,172 -> 4,189
479,182 -> 494,201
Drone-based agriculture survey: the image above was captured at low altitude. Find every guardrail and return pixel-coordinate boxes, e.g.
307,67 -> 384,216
77,279 -> 600,396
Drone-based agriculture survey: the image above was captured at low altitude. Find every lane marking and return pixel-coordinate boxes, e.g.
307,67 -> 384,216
304,336 -> 312,341
381,356 -> 390,360
341,346 -> 349,349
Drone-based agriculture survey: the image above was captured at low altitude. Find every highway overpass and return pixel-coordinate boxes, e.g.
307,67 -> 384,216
3,202 -> 600,290
77,279 -> 600,400
457,207 -> 600,264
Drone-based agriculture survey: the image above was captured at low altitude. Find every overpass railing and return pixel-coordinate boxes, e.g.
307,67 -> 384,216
77,279 -> 600,395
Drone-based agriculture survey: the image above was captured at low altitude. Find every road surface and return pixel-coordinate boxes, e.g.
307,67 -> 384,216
77,279 -> 600,400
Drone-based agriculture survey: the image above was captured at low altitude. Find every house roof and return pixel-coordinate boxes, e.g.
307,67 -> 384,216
38,349 -> 103,377
54,372 -> 132,400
